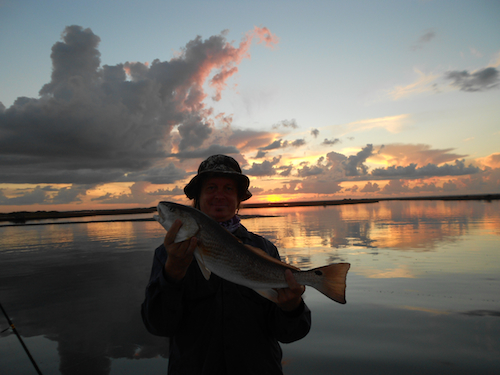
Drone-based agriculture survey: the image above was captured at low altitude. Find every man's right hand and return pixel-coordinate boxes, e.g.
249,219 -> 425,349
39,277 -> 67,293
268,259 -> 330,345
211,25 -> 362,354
163,219 -> 197,281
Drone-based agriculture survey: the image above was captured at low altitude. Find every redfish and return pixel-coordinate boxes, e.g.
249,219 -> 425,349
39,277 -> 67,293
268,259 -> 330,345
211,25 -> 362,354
154,201 -> 350,304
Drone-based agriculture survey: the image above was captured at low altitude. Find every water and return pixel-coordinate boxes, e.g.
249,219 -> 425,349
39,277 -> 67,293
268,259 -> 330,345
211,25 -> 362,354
1,200 -> 499,374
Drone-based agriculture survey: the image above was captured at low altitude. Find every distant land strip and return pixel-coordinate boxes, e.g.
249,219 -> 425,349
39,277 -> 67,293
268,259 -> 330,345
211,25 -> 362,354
0,194 -> 498,224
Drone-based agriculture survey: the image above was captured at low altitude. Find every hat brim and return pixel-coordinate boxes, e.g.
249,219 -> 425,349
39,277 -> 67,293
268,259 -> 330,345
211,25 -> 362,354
184,170 -> 252,201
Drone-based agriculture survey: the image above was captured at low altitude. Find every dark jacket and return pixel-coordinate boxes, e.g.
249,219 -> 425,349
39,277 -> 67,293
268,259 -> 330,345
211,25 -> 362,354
141,224 -> 311,375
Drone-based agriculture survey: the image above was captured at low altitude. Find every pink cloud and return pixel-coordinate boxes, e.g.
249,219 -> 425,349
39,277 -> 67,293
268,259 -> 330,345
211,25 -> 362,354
251,26 -> 280,48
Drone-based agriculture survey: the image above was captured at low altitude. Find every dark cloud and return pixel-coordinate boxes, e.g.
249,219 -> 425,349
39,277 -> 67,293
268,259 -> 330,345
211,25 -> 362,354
382,179 -> 410,194
345,185 -> 358,193
51,185 -> 87,204
311,129 -> 319,138
244,157 -> 280,176
169,144 -> 239,161
255,150 -> 267,158
149,186 -> 184,196
177,115 -> 213,151
267,180 -> 342,195
0,25 -> 275,185
291,139 -> 306,147
444,67 -> 499,92
411,29 -> 436,50
322,138 -> 340,146
360,182 -> 380,193
297,165 -> 324,177
272,119 -> 298,129
259,138 -> 304,151
120,162 -> 188,184
343,144 -> 374,176
442,180 -> 459,192
371,159 -> 481,178
260,139 -> 284,151
0,184 -> 89,205
459,310 -> 500,317
0,186 -> 47,205
278,165 -> 293,177
412,182 -> 439,193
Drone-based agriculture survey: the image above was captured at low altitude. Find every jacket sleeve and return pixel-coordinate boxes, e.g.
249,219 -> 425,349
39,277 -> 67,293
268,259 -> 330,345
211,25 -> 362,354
271,298 -> 311,343
141,244 -> 185,337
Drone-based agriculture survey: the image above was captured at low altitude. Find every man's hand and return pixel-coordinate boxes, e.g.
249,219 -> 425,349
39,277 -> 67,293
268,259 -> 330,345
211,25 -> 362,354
275,269 -> 305,312
163,219 -> 197,281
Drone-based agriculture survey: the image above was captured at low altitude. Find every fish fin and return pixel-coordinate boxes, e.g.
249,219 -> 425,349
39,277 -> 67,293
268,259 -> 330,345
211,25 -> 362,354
194,246 -> 212,280
311,263 -> 351,304
243,244 -> 300,271
254,289 -> 279,303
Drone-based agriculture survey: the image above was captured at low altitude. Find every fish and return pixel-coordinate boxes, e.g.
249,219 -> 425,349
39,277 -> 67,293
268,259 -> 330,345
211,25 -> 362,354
154,201 -> 351,304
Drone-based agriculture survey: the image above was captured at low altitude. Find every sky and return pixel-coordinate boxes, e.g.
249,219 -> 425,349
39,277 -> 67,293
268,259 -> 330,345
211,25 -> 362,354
0,0 -> 499,213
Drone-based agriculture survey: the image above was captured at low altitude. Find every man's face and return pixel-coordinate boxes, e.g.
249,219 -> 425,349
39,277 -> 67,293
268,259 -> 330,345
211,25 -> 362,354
199,177 -> 239,222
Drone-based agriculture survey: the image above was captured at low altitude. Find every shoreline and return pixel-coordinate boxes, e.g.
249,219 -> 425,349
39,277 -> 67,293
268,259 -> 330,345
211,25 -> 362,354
0,193 -> 499,224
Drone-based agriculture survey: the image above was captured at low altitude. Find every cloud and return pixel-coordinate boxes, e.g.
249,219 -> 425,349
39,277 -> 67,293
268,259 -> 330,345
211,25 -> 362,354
411,29 -> 436,51
0,186 -> 48,205
382,179 -> 410,194
444,67 -> 499,92
343,144 -> 374,176
469,47 -> 483,58
411,182 -> 439,193
360,182 -> 380,193
228,129 -> 276,151
148,186 -> 184,196
260,139 -> 284,151
476,153 -> 500,169
91,181 -> 155,204
244,157 -> 280,176
389,69 -> 440,100
489,51 -> 500,68
266,179 -> 342,196
169,144 -> 240,161
0,25 -> 277,186
344,114 -> 411,134
311,129 -> 319,138
120,162 -> 188,184
51,185 -> 87,204
322,138 -> 340,146
375,143 -> 467,166
255,150 -> 267,158
297,165 -> 324,177
272,119 -> 298,129
291,139 -> 306,147
278,165 -> 293,177
371,159 -> 481,178
0,184 -> 89,205
259,138 -> 305,151
252,26 -> 280,48
345,184 -> 358,193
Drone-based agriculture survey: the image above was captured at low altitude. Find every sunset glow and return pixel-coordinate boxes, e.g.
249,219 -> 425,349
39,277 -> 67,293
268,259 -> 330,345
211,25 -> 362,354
0,1 -> 499,213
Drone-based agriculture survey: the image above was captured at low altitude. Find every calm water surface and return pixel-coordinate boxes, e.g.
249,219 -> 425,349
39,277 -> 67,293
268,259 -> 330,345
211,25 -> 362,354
1,200 -> 499,374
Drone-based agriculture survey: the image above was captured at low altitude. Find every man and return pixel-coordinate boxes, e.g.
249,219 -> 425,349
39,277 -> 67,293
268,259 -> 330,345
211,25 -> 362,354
141,154 -> 311,374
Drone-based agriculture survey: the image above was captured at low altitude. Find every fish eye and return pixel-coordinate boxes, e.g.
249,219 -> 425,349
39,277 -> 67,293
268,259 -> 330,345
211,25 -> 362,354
169,206 -> 175,212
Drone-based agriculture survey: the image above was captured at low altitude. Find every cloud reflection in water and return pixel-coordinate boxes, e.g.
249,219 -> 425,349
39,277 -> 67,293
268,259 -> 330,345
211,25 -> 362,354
1,200 -> 499,374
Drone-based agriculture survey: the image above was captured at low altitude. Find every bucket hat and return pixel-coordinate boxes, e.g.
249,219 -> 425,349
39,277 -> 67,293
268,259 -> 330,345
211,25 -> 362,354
184,154 -> 252,201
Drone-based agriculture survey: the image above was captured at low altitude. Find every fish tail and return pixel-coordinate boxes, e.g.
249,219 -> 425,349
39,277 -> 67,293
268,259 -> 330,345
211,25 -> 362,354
310,263 -> 350,304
